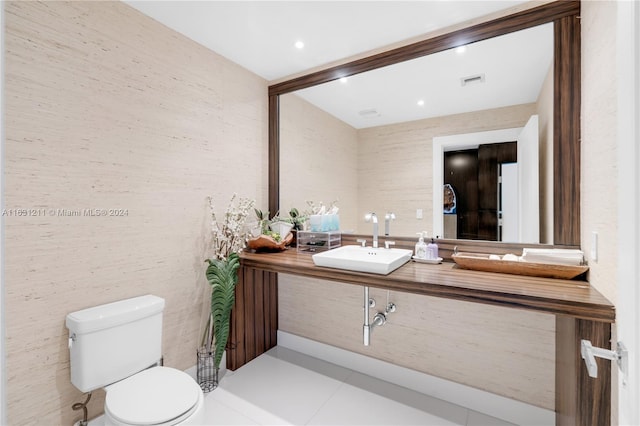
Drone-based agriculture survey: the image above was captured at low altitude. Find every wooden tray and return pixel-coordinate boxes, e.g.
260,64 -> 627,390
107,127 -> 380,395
451,252 -> 589,280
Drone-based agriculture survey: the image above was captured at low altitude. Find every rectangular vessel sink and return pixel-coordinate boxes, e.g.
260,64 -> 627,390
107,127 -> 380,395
312,245 -> 413,275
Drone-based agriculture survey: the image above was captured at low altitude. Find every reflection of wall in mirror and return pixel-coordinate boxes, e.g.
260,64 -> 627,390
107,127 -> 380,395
282,99 -> 537,237
279,94 -> 359,233
443,215 -> 457,239
357,103 -> 536,237
281,76 -> 553,240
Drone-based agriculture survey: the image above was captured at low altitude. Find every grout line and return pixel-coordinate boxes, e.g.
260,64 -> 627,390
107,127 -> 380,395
277,331 -> 550,426
302,368 -> 356,426
206,395 -> 260,425
303,378 -> 349,426
205,388 -> 288,426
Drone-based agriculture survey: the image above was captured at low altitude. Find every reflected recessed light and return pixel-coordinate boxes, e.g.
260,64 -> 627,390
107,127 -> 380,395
294,40 -> 305,49
339,77 -> 348,84
359,108 -> 380,118
451,156 -> 469,167
417,99 -> 425,107
455,45 -> 466,54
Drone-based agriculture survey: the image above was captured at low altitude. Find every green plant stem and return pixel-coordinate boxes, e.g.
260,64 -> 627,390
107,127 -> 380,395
205,252 -> 240,369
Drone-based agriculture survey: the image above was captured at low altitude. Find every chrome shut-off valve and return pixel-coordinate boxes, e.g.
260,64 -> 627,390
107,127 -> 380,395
363,287 -> 397,346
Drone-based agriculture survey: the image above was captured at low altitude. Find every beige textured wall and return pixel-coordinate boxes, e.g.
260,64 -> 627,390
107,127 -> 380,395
580,2 -> 620,424
581,0 -> 618,306
279,274 -> 556,409
279,94 -> 358,231
3,2 -> 267,425
3,1 -> 621,424
356,103 -> 536,237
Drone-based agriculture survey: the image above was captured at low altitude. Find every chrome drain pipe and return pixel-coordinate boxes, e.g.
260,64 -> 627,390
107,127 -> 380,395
363,286 -> 371,346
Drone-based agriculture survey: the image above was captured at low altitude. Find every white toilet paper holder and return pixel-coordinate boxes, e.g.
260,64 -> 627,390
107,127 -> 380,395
581,339 -> 628,383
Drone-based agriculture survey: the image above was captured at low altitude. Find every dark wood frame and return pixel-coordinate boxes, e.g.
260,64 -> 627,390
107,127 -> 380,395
268,0 -> 581,247
241,3 -> 601,425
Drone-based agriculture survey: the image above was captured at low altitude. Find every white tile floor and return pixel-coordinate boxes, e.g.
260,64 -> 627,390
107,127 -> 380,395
203,347 -> 516,426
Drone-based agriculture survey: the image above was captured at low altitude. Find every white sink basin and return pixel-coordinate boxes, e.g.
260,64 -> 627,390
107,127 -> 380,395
312,245 -> 413,275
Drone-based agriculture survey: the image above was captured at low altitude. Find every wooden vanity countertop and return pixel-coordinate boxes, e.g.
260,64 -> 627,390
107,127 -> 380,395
240,249 -> 615,323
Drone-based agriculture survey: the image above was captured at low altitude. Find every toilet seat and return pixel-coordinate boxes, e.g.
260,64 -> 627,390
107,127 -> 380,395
105,366 -> 202,426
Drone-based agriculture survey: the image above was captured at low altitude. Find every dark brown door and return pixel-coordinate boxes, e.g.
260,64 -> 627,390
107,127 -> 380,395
444,150 -> 478,239
444,142 -> 516,240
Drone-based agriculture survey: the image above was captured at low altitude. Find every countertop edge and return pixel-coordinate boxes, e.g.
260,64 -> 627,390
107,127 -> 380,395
240,250 -> 615,323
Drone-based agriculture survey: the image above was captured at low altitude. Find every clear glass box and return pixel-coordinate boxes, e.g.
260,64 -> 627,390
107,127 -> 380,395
296,231 -> 341,253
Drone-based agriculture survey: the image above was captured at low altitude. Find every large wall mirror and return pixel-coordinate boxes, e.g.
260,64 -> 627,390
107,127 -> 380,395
269,1 -> 581,247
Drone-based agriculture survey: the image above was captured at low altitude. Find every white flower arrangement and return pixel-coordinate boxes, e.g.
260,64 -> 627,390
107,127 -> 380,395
304,199 -> 339,216
208,194 -> 256,260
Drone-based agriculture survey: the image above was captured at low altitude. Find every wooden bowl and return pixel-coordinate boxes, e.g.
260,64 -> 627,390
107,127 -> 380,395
247,232 -> 293,252
452,252 -> 589,280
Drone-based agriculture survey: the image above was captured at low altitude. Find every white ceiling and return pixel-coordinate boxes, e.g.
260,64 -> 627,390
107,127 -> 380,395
125,1 -> 551,128
294,23 -> 553,128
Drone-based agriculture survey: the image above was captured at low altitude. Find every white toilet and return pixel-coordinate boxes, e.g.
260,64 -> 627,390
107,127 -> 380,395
66,295 -> 205,426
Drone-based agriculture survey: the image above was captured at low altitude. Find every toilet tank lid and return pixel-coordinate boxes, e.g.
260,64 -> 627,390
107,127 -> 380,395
66,295 -> 165,334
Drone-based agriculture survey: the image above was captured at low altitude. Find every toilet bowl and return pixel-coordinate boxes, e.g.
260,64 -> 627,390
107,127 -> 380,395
104,367 -> 205,426
66,295 -> 205,425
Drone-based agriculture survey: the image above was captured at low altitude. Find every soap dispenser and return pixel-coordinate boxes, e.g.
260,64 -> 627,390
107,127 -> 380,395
415,232 -> 427,259
427,236 -> 439,260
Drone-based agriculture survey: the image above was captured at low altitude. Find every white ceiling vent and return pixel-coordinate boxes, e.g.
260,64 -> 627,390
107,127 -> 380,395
358,108 -> 381,118
461,73 -> 486,86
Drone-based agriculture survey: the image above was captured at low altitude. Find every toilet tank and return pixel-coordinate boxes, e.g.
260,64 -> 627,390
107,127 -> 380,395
66,295 -> 165,393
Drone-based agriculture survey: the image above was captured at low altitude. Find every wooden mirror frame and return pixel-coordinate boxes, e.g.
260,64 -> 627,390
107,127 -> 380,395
268,0 -> 581,247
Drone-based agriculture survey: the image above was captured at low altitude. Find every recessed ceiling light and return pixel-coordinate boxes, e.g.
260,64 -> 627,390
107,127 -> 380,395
455,45 -> 466,54
294,40 -> 304,49
417,100 -> 425,107
339,77 -> 348,84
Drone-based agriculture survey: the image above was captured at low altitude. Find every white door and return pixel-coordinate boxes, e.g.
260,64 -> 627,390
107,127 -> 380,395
516,115 -> 539,243
617,0 -> 639,424
500,163 -> 518,242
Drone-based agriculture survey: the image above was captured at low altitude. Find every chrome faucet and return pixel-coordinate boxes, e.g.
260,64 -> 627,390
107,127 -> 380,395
384,212 -> 396,236
365,212 -> 378,248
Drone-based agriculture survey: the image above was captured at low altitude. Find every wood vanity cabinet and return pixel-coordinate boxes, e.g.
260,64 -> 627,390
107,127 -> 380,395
227,266 -> 278,371
230,245 -> 614,426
